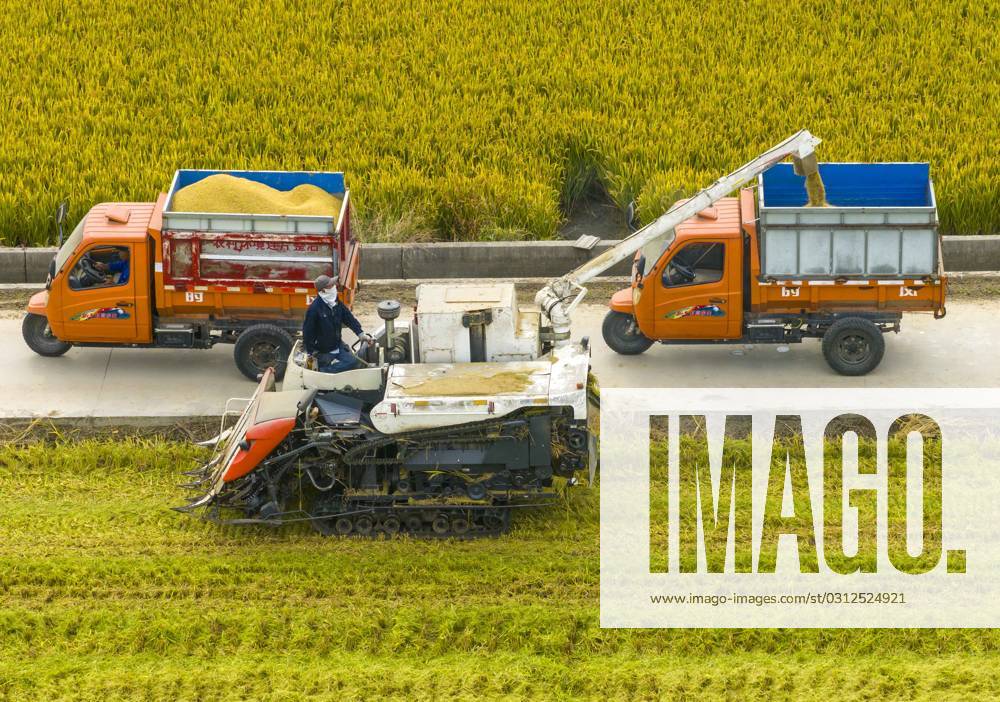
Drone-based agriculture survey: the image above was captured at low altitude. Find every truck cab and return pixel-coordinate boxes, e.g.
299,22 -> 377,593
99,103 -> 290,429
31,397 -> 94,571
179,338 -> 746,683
640,198 -> 745,341
30,202 -> 156,345
608,197 -> 746,347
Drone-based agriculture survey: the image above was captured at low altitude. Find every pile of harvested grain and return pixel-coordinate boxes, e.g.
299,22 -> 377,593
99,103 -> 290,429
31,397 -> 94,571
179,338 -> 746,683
804,171 -> 829,207
401,370 -> 535,396
172,174 -> 342,216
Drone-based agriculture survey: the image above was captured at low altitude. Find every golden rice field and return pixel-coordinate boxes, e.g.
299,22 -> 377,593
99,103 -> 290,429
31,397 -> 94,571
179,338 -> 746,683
0,433 -> 998,700
0,0 -> 997,244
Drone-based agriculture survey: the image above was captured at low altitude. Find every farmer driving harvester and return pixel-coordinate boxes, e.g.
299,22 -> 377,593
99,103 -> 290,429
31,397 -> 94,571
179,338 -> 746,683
303,274 -> 372,373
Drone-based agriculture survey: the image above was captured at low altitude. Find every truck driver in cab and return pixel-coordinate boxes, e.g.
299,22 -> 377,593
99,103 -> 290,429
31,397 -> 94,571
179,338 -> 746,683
70,247 -> 130,289
95,248 -> 130,285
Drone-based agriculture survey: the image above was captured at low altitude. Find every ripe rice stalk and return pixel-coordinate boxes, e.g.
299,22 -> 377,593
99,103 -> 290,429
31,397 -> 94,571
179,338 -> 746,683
0,0 -> 996,248
0,435 -> 992,698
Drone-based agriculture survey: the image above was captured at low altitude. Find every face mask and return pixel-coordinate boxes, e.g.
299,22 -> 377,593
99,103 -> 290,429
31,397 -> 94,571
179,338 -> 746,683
319,289 -> 339,307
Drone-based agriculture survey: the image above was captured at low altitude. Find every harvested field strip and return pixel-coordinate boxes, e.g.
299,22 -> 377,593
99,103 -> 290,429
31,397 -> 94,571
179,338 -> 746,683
3,653 -> 997,701
1,437 -> 998,700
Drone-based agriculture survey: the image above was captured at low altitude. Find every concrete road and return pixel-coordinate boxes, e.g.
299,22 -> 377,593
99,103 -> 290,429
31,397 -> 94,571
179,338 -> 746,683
1,300 -> 997,419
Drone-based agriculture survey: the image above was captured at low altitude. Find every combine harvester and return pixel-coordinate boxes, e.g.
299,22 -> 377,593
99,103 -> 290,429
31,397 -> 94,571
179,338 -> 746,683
180,131 -> 938,537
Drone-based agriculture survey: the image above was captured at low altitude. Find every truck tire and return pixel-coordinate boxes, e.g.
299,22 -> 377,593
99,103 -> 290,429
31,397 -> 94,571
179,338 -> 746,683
602,310 -> 654,355
22,313 -> 71,357
234,324 -> 293,381
822,317 -> 885,376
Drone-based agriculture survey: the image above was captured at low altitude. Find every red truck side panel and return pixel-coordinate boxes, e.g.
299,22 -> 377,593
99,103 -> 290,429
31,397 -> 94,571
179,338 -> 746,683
152,192 -> 357,319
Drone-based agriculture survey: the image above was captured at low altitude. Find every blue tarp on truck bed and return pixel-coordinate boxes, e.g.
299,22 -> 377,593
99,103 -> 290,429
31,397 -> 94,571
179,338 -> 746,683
761,163 -> 933,208
757,162 -> 939,278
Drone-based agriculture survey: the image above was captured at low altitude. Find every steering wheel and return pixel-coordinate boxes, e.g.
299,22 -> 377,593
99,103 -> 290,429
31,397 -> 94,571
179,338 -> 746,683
353,335 -> 378,364
668,260 -> 696,285
79,256 -> 105,286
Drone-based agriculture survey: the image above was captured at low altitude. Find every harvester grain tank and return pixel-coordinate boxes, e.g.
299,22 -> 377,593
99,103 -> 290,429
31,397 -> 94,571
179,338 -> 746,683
178,131 -> 840,537
600,161 -> 945,375
22,170 -> 360,380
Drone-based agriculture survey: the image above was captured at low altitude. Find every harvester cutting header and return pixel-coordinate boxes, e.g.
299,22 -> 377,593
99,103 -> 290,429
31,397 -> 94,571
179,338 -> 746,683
176,130 -> 938,538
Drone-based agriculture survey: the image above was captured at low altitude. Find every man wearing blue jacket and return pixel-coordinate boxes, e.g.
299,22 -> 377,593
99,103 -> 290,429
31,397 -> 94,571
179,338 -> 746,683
96,248 -> 130,285
302,274 -> 372,373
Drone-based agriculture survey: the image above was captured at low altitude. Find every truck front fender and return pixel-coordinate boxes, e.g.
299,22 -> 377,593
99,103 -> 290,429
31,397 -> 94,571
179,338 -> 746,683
27,290 -> 49,316
608,287 -> 634,314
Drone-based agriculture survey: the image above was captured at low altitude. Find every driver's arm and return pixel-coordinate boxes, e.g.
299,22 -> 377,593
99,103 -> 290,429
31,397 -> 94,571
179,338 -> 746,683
107,260 -> 127,280
340,304 -> 364,338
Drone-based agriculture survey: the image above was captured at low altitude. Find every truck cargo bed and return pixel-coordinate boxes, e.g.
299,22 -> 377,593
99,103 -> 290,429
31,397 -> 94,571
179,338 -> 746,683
162,170 -> 347,234
153,170 -> 358,318
758,163 -> 939,279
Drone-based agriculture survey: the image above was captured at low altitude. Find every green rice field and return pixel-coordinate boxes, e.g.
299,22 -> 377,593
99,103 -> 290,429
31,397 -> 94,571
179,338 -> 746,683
0,434 -> 996,700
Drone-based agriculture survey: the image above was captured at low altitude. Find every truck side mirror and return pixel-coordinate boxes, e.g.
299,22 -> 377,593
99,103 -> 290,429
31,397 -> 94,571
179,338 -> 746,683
55,200 -> 68,247
625,201 -> 639,233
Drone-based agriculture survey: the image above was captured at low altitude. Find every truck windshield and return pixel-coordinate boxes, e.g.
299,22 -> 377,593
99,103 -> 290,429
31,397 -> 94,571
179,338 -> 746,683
639,229 -> 676,276
54,219 -> 85,274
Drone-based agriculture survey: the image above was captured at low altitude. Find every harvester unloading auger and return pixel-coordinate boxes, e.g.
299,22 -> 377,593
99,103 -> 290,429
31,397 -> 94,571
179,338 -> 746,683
176,131 -> 822,537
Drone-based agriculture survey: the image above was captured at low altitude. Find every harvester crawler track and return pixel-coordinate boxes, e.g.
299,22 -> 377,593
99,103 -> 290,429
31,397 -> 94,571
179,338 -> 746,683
180,406 -> 583,539
309,504 -> 513,539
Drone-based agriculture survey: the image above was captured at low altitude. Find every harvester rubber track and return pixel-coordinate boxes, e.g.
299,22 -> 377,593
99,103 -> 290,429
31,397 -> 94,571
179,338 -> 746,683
309,504 -> 512,539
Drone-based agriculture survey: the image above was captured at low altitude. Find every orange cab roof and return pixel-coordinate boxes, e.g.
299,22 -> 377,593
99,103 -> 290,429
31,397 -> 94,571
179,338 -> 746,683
674,196 -> 742,239
82,202 -> 156,243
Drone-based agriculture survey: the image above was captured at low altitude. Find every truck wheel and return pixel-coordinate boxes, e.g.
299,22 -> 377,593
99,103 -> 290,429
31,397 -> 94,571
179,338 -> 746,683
22,313 -> 71,357
822,317 -> 885,376
602,310 -> 654,355
234,324 -> 293,381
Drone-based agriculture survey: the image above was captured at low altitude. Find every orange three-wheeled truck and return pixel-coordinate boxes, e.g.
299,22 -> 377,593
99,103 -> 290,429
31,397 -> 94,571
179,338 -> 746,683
601,162 -> 946,375
23,170 -> 360,380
